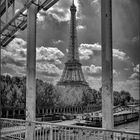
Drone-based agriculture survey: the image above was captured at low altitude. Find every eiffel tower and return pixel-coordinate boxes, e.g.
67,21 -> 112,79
57,0 -> 89,87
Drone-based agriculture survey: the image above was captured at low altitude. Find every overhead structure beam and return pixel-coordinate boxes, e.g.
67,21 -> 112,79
101,0 -> 113,130
0,0 -> 59,47
0,0 -> 14,17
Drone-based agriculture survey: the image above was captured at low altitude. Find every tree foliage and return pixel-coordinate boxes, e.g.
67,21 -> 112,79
0,75 -> 134,108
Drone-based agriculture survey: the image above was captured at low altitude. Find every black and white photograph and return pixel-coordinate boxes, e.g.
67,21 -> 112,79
0,0 -> 139,140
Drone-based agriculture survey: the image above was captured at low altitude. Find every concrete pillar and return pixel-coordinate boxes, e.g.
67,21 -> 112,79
25,3 -> 37,140
101,0 -> 113,129
0,0 -> 2,118
0,41 -> 1,118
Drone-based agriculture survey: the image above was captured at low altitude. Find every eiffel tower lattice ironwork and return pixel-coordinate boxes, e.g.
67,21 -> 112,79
57,0 -> 89,87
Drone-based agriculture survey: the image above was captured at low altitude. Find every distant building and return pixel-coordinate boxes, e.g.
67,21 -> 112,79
57,1 -> 89,88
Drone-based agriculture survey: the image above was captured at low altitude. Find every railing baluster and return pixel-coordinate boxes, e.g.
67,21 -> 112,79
42,126 -> 44,140
34,128 -> 35,140
44,126 -> 46,140
64,127 -> 67,140
133,135 -> 135,140
120,132 -> 123,140
97,130 -> 100,140
68,127 -> 71,140
84,130 -> 86,140
57,128 -> 59,140
53,127 -> 56,140
61,127 -> 63,140
0,118 -> 139,140
114,132 -> 116,140
40,125 -> 41,140
126,134 -> 129,140
37,126 -> 39,140
50,125 -> 53,140
75,128 -> 78,140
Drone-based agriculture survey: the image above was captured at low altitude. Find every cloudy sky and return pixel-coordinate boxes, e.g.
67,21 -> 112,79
1,0 -> 140,99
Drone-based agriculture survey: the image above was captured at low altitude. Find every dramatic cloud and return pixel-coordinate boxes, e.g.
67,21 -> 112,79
79,43 -> 128,61
113,49 -> 128,61
79,48 -> 93,60
133,64 -> 139,73
86,76 -> 101,90
2,38 -> 64,65
53,40 -> 64,45
1,38 -> 27,62
37,63 -> 62,77
83,64 -> 118,78
38,0 -> 80,23
129,73 -> 139,80
114,79 -> 139,99
79,43 -> 101,60
129,64 -> 140,80
37,12 -> 45,22
36,46 -> 64,64
77,25 -> 86,30
83,65 -> 101,77
1,38 -> 64,78
2,63 -> 26,76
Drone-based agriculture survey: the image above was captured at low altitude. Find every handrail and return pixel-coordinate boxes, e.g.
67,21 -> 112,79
0,118 -> 139,135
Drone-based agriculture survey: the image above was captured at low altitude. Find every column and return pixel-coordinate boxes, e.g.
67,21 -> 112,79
0,0 -> 2,118
25,3 -> 37,140
101,0 -> 113,130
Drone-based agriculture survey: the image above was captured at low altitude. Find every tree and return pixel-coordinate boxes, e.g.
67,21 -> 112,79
120,90 -> 131,106
81,88 -> 94,106
0,74 -> 134,109
113,91 -> 121,106
36,80 -> 60,108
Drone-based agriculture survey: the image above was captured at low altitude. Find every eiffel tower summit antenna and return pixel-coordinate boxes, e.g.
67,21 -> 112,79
57,2 -> 89,87
72,0 -> 74,5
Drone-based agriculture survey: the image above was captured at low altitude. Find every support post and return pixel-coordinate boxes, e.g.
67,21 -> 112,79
25,3 -> 37,140
101,0 -> 113,130
0,0 -> 1,119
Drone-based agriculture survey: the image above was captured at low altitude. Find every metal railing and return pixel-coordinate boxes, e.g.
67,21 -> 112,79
0,118 -> 139,140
